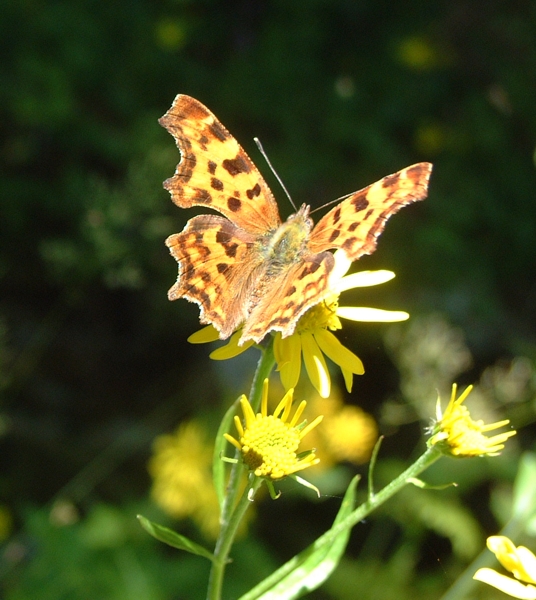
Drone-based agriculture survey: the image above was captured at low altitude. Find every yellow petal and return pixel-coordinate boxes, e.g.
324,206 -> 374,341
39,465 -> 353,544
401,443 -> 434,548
240,395 -> 256,428
301,331 -> 331,398
209,331 -> 254,360
314,329 -> 364,375
514,548 -> 536,583
337,306 -> 409,322
188,325 -> 221,343
337,270 -> 395,292
488,537 -> 536,584
275,333 -> 302,391
331,249 -> 352,281
273,332 -> 284,364
341,365 -> 354,392
474,568 -> 536,599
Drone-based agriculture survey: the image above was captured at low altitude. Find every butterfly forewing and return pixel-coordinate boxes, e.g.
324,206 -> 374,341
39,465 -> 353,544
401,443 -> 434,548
159,94 -> 281,234
308,163 -> 432,260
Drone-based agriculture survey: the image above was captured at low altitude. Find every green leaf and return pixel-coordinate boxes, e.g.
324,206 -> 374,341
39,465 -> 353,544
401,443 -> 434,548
137,515 -> 215,562
240,476 -> 359,600
407,477 -> 458,490
214,395 -> 242,512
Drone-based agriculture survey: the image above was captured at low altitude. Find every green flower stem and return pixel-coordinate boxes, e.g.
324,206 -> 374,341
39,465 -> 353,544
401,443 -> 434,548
207,339 -> 275,600
241,445 -> 443,599
308,446 -> 443,548
248,338 -> 275,413
207,475 -> 263,600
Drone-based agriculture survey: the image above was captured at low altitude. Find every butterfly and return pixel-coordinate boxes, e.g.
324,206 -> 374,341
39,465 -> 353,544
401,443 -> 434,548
160,95 -> 432,345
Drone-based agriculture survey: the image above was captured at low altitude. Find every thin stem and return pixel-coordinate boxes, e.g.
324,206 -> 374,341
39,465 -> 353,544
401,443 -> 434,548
240,445 -> 443,600
248,339 -> 275,413
207,339 -> 276,600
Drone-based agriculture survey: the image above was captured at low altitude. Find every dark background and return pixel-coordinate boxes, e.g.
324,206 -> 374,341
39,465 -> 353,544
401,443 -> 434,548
1,1 -> 535,598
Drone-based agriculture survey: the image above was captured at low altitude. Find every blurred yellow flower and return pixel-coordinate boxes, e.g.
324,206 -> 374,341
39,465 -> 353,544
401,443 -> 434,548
154,18 -> 186,51
396,36 -> 441,71
428,384 -> 516,457
224,379 -> 323,482
474,536 -> 536,598
148,421 -> 220,539
192,251 -> 409,398
304,391 -> 378,469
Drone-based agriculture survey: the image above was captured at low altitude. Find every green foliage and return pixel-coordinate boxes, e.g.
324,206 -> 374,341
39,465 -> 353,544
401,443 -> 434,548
2,503 -> 211,600
137,515 -> 215,561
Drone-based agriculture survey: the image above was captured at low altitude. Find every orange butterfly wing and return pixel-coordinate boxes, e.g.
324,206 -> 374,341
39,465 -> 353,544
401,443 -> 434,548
308,163 -> 432,258
159,94 -> 281,234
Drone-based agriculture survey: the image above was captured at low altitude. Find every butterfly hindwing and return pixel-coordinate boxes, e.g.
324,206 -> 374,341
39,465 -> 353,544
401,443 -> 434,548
242,253 -> 335,343
166,215 -> 262,338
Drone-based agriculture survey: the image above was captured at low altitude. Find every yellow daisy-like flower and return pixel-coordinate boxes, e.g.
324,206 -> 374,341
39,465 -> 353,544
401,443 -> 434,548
303,390 -> 379,470
224,379 -> 323,484
428,384 -> 516,457
148,421 -> 221,538
474,536 -> 536,599
190,250 -> 410,397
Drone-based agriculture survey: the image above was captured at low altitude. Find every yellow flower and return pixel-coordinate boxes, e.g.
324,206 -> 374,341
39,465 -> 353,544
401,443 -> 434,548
191,250 -> 410,398
148,421 -> 221,538
428,384 -> 516,457
303,390 -> 379,469
474,536 -> 536,599
224,379 -> 323,485
274,250 -> 411,397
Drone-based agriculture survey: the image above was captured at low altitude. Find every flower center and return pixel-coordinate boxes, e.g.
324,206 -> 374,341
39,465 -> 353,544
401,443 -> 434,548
240,415 -> 302,480
296,293 -> 341,333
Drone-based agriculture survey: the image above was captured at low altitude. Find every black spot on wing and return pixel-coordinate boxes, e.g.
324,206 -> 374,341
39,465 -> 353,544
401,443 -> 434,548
211,177 -> 224,191
216,229 -> 239,258
246,183 -> 262,199
342,237 -> 356,251
382,172 -> 400,188
222,155 -> 250,176
193,188 -> 212,204
227,197 -> 242,212
352,196 -> 369,212
328,229 -> 340,243
209,121 -> 229,142
332,206 -> 341,224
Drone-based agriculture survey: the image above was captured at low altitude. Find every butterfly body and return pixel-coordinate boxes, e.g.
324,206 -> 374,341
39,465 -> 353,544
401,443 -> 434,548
260,205 -> 312,271
160,95 -> 432,345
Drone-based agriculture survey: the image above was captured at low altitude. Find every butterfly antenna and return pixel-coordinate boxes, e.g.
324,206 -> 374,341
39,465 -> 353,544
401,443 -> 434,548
254,137 -> 297,211
309,191 -> 354,215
